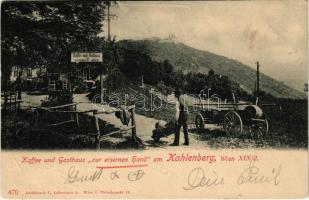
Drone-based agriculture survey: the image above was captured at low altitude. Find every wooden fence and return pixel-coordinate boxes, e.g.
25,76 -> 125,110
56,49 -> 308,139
1,92 -> 22,113
32,103 -> 138,149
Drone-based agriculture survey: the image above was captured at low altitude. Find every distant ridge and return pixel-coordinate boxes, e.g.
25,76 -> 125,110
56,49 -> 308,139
117,38 -> 306,99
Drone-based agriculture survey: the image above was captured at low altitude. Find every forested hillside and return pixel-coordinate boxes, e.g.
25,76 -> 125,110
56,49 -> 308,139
116,39 -> 306,99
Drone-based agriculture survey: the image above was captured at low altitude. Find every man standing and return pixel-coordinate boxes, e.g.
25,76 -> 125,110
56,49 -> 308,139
172,89 -> 189,146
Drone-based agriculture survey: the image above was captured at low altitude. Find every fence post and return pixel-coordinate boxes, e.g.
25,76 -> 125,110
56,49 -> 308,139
9,93 -> 12,111
69,104 -> 73,120
17,97 -> 21,111
3,92 -> 8,112
75,113 -> 80,128
72,104 -> 80,127
13,93 -> 16,111
130,106 -> 137,139
93,110 -> 100,150
34,109 -> 39,126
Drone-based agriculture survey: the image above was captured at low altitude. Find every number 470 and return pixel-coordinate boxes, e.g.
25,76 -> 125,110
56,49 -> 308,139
8,189 -> 19,195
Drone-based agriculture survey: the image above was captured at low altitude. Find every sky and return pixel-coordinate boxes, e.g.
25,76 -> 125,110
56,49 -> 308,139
102,1 -> 308,91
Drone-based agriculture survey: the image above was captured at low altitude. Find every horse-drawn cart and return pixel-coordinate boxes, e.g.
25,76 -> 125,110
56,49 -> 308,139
194,100 -> 271,138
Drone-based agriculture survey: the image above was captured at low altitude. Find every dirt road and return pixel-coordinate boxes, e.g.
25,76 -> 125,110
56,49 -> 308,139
73,94 -> 206,149
18,93 -> 275,149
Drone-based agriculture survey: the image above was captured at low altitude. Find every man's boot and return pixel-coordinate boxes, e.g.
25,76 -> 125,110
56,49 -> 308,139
171,130 -> 180,146
183,137 -> 189,146
183,125 -> 189,146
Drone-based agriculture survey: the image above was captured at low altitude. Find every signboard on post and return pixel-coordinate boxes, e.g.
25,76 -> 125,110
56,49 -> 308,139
71,52 -> 103,63
71,52 -> 105,103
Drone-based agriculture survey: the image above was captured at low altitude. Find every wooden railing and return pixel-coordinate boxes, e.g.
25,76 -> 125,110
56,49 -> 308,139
32,103 -> 138,149
1,92 -> 22,113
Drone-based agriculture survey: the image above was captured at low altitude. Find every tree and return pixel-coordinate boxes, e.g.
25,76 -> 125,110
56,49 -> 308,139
208,69 -> 215,76
157,80 -> 173,101
1,1 -> 113,89
163,59 -> 173,74
119,49 -> 150,78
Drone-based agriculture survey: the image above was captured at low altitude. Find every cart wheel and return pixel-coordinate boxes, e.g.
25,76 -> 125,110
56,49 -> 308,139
249,119 -> 269,139
223,111 -> 243,136
195,113 -> 205,130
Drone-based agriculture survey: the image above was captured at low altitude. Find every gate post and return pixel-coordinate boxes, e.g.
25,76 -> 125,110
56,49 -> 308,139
130,106 -> 137,139
93,110 -> 100,150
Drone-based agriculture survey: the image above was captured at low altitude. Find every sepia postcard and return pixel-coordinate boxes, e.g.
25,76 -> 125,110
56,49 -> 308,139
1,0 -> 308,198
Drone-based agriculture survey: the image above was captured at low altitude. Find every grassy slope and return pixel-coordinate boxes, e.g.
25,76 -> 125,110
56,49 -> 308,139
117,39 -> 306,99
